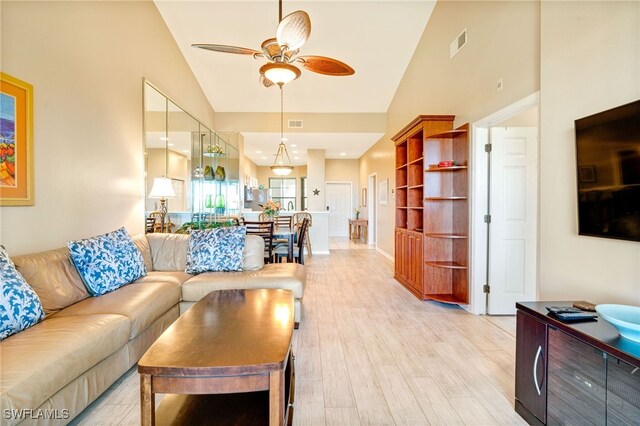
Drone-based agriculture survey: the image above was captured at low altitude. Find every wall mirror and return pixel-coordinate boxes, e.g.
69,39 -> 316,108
144,80 -> 240,233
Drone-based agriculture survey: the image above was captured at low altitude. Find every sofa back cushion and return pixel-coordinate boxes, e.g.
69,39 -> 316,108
146,233 -> 189,271
243,235 -> 264,271
13,248 -> 90,316
131,234 -> 153,272
146,233 -> 264,272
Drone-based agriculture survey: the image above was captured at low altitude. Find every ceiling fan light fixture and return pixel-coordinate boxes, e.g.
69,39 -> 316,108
260,62 -> 301,85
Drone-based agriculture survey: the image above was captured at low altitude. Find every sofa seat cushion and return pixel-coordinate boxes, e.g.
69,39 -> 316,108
181,272 -> 248,302
0,314 -> 130,413
12,248 -> 90,316
51,281 -> 180,339
135,271 -> 193,287
245,263 -> 306,298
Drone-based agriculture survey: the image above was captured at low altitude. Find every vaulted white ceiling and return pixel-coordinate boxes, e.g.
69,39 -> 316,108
154,0 -> 437,114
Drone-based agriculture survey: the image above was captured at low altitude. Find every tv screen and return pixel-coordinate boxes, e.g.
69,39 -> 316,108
575,100 -> 640,242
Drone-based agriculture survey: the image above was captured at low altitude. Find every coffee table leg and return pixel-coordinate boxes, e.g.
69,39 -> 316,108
140,374 -> 155,426
269,369 -> 284,426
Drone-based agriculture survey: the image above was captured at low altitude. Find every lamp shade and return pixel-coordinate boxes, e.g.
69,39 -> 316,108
148,177 -> 176,198
260,63 -> 301,85
271,165 -> 294,176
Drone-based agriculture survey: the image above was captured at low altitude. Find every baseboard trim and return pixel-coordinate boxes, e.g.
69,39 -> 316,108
311,250 -> 330,255
376,247 -> 394,262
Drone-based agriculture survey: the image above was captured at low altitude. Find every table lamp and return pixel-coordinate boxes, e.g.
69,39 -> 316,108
148,177 -> 176,232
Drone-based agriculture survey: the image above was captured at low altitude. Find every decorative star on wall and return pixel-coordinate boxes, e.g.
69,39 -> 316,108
313,188 -> 320,196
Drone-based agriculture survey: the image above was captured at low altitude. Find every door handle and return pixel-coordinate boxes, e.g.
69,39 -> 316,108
533,345 -> 543,396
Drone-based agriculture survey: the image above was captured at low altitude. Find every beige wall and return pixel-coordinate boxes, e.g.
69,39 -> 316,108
359,0 -> 540,257
538,1 -> 640,304
0,1 -> 216,255
326,159 -> 360,215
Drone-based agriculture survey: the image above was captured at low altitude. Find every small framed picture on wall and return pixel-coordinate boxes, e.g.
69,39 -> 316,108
379,179 -> 388,206
362,188 -> 367,207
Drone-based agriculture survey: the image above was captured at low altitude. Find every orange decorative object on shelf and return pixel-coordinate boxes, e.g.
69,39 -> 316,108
437,160 -> 457,167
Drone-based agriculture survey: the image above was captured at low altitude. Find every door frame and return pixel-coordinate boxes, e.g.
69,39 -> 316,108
368,173 -> 377,246
325,181 -> 353,238
470,92 -> 540,315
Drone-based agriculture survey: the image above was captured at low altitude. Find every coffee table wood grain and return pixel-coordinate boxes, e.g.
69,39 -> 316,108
138,289 -> 295,425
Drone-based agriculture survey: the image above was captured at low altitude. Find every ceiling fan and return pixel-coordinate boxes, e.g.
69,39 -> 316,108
192,0 -> 355,88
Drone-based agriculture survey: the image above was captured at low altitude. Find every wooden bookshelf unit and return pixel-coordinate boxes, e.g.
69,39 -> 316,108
392,116 -> 470,305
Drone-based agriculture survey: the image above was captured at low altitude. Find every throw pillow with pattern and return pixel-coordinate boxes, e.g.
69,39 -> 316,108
185,226 -> 246,274
68,227 -> 147,296
0,245 -> 46,340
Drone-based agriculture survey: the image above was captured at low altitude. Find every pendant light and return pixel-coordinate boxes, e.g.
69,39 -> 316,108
271,85 -> 294,176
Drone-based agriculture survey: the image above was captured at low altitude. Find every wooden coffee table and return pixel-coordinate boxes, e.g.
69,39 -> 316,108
138,289 -> 295,425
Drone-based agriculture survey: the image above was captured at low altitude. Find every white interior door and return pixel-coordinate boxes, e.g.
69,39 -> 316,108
326,182 -> 351,237
368,175 -> 376,244
488,127 -> 538,314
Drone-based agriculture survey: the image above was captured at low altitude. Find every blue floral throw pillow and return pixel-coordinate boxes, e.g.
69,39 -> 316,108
68,227 -> 147,296
185,226 -> 246,274
0,245 -> 45,340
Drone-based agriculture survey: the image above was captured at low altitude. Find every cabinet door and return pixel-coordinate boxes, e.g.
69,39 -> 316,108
409,234 -> 423,293
516,311 -> 548,423
607,356 -> 640,425
395,230 -> 402,278
547,327 -> 606,425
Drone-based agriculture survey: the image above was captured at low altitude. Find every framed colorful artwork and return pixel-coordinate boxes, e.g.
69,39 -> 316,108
0,73 -> 34,206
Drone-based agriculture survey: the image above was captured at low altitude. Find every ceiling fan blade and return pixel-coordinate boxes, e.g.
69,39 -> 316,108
276,11 -> 311,51
260,75 -> 275,88
297,56 -> 355,76
192,44 -> 263,57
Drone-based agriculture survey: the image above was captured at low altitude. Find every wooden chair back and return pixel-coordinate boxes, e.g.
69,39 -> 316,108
293,212 -> 312,228
244,221 -> 275,262
145,216 -> 156,233
296,218 -> 310,264
275,215 -> 292,229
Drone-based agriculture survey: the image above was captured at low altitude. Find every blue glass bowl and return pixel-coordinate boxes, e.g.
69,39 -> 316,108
596,304 -> 640,343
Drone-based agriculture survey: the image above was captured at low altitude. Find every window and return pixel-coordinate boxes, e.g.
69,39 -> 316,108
269,178 -> 296,211
301,177 -> 308,211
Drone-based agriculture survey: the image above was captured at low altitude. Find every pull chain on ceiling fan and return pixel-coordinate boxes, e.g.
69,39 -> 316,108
192,0 -> 355,87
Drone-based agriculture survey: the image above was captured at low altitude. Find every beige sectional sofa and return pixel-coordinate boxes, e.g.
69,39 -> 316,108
0,233 -> 305,425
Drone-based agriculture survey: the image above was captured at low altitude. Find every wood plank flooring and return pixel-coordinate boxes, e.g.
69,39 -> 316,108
71,241 -> 524,425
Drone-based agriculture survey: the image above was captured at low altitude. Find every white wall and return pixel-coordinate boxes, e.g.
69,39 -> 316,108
538,1 -> 640,304
0,1 -> 215,255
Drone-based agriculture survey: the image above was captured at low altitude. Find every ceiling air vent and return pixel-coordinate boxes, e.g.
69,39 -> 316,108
450,28 -> 467,59
288,120 -> 303,129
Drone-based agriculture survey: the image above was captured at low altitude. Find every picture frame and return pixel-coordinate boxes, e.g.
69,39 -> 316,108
379,179 -> 388,206
362,188 -> 367,207
578,165 -> 596,183
0,73 -> 34,206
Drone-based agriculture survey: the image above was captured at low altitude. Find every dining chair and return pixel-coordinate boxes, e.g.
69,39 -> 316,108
293,212 -> 312,256
273,218 -> 309,265
244,221 -> 275,263
145,216 -> 156,234
274,215 -> 292,229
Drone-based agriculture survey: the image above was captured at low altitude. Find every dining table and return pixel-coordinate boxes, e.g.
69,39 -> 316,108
273,226 -> 296,263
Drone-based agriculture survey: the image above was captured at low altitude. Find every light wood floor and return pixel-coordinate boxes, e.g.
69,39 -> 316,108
72,242 -> 523,425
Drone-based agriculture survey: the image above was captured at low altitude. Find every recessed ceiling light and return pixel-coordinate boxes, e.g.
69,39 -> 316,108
182,150 -> 189,153
256,150 -> 262,154
294,157 -> 300,160
281,137 -> 288,142
168,143 -> 174,147
340,152 -> 346,156
290,144 -> 297,147
292,151 -> 298,154
262,156 -> 267,160
160,137 -> 169,141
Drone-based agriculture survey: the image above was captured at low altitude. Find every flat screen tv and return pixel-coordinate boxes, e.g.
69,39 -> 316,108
575,99 -> 640,242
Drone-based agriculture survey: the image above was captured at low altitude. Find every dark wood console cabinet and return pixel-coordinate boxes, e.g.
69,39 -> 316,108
515,302 -> 640,426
